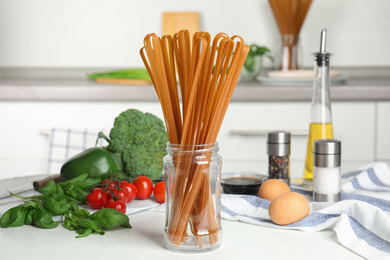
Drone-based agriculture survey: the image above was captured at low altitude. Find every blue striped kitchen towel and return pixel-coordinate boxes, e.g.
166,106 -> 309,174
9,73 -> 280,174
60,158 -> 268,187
221,162 -> 390,260
47,128 -> 108,174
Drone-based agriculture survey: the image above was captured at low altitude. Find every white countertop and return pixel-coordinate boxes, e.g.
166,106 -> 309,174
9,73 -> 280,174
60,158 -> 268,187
0,210 -> 363,260
0,176 -> 363,260
0,77 -> 389,102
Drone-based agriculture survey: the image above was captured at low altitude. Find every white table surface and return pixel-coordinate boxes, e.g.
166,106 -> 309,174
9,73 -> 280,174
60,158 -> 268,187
0,176 -> 364,260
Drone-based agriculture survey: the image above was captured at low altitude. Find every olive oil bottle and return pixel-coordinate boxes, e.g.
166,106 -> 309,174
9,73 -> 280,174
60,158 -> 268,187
303,29 -> 334,185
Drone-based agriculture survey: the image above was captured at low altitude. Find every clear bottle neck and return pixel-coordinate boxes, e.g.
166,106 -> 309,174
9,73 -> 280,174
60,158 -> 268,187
310,53 -> 332,123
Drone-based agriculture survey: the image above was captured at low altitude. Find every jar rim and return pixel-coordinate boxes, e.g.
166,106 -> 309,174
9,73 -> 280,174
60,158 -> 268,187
167,142 -> 218,152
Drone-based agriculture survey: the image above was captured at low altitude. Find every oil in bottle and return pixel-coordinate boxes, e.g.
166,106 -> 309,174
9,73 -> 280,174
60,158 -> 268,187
303,123 -> 333,181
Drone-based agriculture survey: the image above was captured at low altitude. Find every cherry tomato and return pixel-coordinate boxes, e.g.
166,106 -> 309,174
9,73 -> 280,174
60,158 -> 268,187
104,199 -> 127,214
100,179 -> 119,190
133,176 -> 153,200
86,188 -> 107,209
106,188 -> 127,204
120,181 -> 138,203
153,181 -> 165,203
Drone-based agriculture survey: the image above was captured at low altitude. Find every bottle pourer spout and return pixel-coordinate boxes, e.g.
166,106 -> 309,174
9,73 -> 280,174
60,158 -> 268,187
320,29 -> 327,53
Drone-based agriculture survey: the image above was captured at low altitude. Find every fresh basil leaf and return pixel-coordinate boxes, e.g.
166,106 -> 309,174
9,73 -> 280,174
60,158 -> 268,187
68,201 -> 79,212
58,182 -> 74,191
38,180 -> 58,196
43,197 -> 70,216
64,216 -> 78,231
64,189 -> 85,204
76,227 -> 93,238
70,209 -> 90,220
67,173 -> 88,185
25,209 -> 35,225
0,205 -> 29,228
64,194 -> 79,204
23,200 -> 40,209
32,208 -> 60,229
58,174 -> 101,204
76,177 -> 101,189
76,219 -> 105,235
51,184 -> 65,200
90,208 -> 132,230
73,189 -> 89,204
64,218 -> 74,230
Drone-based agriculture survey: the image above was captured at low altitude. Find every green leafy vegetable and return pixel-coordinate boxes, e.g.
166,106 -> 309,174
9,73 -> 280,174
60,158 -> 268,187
88,68 -> 151,81
38,180 -> 58,196
90,208 -> 132,229
64,215 -> 78,231
32,208 -> 60,229
57,174 -> 102,204
43,197 -> 70,216
76,228 -> 93,238
98,109 -> 168,180
0,205 -> 29,228
25,209 -> 35,225
63,208 -> 131,237
71,209 -> 91,219
76,219 -> 105,235
0,174 -> 132,238
244,44 -> 273,72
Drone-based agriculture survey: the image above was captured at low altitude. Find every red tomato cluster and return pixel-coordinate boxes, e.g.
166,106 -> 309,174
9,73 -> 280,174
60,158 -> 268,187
86,176 -> 166,214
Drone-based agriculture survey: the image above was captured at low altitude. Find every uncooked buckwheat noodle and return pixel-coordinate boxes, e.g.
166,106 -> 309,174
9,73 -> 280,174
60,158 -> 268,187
140,30 -> 249,247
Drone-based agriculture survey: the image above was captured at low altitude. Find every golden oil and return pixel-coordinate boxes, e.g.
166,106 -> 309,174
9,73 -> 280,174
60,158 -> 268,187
303,122 -> 334,181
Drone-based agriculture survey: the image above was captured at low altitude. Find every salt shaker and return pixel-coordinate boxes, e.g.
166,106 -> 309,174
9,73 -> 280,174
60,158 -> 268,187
267,131 -> 291,186
313,139 -> 341,202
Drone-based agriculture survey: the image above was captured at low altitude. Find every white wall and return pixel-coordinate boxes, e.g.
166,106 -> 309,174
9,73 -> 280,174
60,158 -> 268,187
0,0 -> 389,68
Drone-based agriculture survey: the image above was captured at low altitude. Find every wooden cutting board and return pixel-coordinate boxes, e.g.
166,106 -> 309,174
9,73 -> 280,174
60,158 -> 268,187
95,78 -> 152,86
162,12 -> 200,37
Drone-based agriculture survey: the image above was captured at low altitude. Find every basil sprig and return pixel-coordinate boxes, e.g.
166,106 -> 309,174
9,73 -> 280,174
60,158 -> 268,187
0,173 -> 132,238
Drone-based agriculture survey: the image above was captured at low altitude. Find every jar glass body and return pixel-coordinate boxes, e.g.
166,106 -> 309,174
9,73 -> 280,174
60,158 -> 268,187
163,143 -> 222,253
274,33 -> 301,71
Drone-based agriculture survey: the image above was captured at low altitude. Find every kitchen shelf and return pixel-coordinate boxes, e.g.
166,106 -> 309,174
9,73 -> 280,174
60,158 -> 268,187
0,76 -> 389,102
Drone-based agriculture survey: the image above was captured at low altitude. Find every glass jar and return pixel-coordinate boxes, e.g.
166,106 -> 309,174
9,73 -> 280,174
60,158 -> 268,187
277,33 -> 300,71
163,143 -> 222,253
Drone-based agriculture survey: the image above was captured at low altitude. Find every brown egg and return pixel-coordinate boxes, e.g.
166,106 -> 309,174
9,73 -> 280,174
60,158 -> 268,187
268,192 -> 310,225
258,179 -> 290,201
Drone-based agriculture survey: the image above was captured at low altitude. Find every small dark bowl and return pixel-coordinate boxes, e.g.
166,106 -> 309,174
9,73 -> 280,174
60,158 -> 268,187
221,172 -> 268,195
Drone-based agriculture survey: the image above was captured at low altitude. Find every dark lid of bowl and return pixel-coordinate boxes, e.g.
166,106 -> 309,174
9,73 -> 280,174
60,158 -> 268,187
221,172 -> 267,185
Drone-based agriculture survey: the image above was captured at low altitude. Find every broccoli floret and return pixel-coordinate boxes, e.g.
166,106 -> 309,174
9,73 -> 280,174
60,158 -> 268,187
99,109 -> 169,180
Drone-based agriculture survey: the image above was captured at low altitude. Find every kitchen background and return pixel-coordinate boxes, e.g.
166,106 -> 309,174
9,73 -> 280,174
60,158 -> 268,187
1,0 -> 390,68
0,0 -> 389,181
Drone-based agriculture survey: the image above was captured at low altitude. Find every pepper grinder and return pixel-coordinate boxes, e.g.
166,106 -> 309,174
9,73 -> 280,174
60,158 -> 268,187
313,139 -> 341,202
267,131 -> 291,186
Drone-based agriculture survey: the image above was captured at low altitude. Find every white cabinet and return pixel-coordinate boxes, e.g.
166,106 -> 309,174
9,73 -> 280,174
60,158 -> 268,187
0,100 -> 387,180
377,102 -> 390,164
